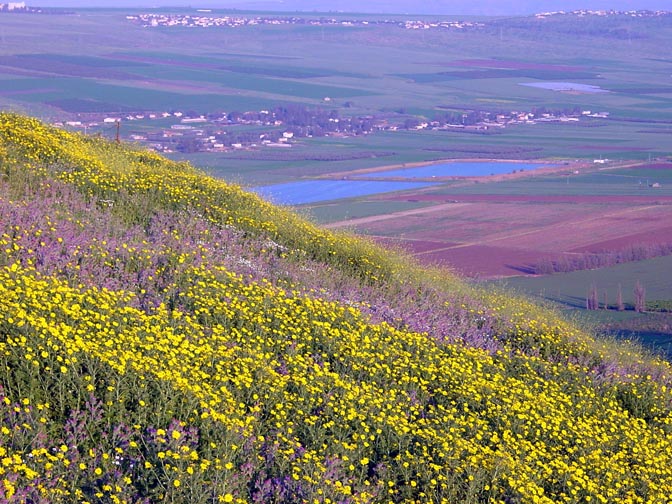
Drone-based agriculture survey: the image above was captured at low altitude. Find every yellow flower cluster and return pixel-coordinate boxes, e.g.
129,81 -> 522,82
1,260 -> 672,502
2,113 -> 672,502
0,113 -> 393,284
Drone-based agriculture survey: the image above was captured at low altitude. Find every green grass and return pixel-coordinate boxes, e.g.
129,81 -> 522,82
497,255 -> 672,309
303,199 -> 434,224
2,76 -> 277,113
23,53 -> 150,67
598,167 -> 672,179
430,179 -> 672,197
128,65 -> 379,100
489,256 -> 672,357
113,50 -> 366,79
424,166 -> 672,197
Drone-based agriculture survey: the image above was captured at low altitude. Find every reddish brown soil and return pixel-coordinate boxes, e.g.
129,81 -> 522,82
382,194 -> 672,204
337,191 -> 672,279
416,245 -> 554,278
372,237 -> 544,277
569,226 -> 672,253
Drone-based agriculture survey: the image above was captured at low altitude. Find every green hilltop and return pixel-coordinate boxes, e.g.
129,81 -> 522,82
1,113 -> 671,503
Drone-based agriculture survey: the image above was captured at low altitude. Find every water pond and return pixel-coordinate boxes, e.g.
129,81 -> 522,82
251,179 -> 439,205
519,81 -> 609,93
356,161 -> 553,179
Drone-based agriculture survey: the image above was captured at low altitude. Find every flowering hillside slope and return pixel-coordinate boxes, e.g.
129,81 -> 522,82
1,113 -> 672,503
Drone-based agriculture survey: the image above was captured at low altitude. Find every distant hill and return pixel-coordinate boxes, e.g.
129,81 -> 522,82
1,113 -> 672,502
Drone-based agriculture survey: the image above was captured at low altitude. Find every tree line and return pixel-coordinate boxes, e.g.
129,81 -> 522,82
534,242 -> 672,275
586,281 -> 647,312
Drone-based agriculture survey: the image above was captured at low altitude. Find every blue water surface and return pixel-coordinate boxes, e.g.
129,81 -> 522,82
356,161 -> 553,179
252,179 -> 438,205
520,82 -> 609,93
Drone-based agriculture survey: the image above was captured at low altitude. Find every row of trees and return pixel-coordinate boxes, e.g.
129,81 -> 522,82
534,242 -> 672,275
586,281 -> 646,312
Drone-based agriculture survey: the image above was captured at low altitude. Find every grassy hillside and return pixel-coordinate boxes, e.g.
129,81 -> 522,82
1,113 -> 672,503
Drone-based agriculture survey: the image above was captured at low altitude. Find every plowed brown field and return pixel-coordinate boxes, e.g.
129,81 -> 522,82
327,193 -> 672,278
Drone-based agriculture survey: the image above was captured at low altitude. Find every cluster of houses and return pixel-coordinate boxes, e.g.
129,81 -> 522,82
126,13 -> 290,29
126,13 -> 483,31
535,9 -> 671,19
56,104 -> 610,154
127,10 -> 671,31
0,2 -> 26,11
57,108 -> 375,153
402,20 -> 484,30
406,108 -> 609,133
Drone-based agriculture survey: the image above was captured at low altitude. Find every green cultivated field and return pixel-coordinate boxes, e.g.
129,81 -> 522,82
304,200 -> 434,224
168,126 -> 667,187
498,256 -> 672,357
502,255 -> 672,308
402,162 -> 672,198
2,10 -> 672,148
174,120 -> 671,185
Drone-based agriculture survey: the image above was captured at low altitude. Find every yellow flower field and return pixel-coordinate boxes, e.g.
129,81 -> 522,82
1,113 -> 672,503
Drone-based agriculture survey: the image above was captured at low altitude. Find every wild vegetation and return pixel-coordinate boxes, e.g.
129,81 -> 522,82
1,113 -> 672,502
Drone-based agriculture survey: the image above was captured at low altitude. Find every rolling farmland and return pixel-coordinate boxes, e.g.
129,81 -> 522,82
318,163 -> 672,278
1,7 -> 671,344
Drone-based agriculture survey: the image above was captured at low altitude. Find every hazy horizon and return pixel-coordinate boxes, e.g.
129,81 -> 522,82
28,1 -> 672,16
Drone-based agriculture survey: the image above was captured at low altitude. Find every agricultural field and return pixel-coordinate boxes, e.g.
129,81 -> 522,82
315,163 -> 672,276
1,8 -> 672,169
302,161 -> 672,350
499,255 -> 672,358
501,255 -> 672,309
175,124 -> 671,186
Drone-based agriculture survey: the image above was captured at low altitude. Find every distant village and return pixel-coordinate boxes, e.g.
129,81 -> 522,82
55,104 -> 608,155
535,9 -> 672,19
0,2 -> 71,13
0,2 -> 30,11
126,13 -> 484,31
125,10 -> 672,31
4,4 -> 670,21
